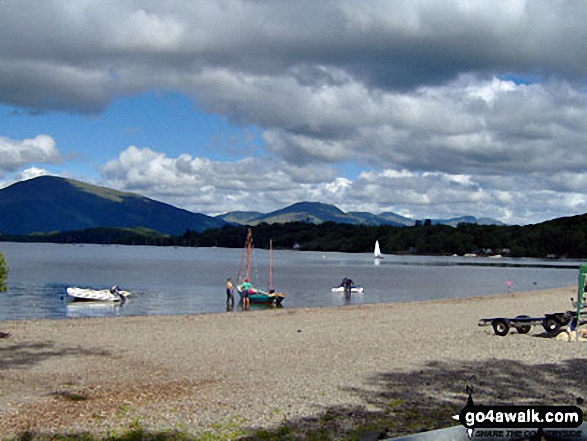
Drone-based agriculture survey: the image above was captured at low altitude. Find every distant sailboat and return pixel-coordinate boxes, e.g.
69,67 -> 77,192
374,240 -> 384,259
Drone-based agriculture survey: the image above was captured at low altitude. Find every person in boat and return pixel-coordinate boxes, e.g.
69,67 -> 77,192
225,277 -> 234,308
109,285 -> 126,304
341,276 -> 354,289
241,278 -> 251,309
341,276 -> 354,298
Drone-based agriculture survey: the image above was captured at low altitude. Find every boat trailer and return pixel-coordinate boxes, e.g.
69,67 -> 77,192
478,310 -> 587,336
480,265 -> 587,337
479,294 -> 587,336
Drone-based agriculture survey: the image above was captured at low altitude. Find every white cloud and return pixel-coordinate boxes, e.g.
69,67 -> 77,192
100,146 -> 341,214
0,135 -> 62,175
0,167 -> 54,190
3,1 -> 587,224
95,146 -> 587,225
17,167 -> 53,181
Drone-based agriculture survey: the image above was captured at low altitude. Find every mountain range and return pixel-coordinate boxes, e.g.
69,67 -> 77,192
0,176 -> 503,236
216,201 -> 504,227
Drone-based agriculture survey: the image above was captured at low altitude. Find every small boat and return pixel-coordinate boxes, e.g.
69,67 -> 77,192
67,286 -> 130,302
374,240 -> 384,259
236,229 -> 285,305
331,285 -> 364,294
243,289 -> 285,305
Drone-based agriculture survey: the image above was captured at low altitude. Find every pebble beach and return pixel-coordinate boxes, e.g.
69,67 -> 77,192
0,286 -> 585,439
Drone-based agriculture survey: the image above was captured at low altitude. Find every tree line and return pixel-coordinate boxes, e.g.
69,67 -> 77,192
2,213 -> 587,258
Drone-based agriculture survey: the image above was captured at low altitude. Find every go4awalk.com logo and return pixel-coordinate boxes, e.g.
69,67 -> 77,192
454,388 -> 583,439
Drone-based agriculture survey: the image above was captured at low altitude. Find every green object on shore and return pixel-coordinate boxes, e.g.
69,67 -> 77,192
576,264 -> 587,330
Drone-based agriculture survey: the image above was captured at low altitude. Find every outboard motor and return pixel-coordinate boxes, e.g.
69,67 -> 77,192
110,285 -> 125,304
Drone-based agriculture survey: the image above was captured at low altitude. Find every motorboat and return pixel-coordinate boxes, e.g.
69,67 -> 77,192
67,286 -> 130,302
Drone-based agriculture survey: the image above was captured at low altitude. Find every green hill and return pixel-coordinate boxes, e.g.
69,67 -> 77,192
252,201 -> 353,225
347,211 -> 407,226
219,203 -> 501,227
215,210 -> 263,224
0,176 -> 226,235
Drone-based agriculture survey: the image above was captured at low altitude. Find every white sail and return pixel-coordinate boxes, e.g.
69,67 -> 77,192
374,240 -> 384,259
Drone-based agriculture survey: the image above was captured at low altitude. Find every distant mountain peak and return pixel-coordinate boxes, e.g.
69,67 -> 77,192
253,201 -> 351,225
286,201 -> 343,211
0,176 -> 226,235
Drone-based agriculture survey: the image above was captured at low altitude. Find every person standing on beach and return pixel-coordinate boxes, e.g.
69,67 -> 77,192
506,279 -> 513,293
225,277 -> 234,308
241,278 -> 251,309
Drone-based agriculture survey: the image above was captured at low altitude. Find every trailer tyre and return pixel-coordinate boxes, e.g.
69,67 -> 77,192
543,315 -> 560,334
492,319 -> 510,336
514,315 -> 531,334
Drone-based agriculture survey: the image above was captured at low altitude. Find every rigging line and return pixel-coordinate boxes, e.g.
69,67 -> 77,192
269,239 -> 273,292
237,240 -> 246,283
251,238 -> 261,286
245,228 -> 252,281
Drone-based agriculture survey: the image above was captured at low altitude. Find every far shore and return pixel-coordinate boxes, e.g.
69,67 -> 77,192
1,286 -> 585,439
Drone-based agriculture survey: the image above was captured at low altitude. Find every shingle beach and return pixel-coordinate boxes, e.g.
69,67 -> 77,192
1,286 -> 585,439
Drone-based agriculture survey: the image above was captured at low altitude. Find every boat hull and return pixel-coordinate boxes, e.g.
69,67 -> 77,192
331,286 -> 364,294
67,287 -> 130,302
237,287 -> 285,305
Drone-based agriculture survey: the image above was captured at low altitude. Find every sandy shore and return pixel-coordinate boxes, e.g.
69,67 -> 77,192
1,286 -> 586,439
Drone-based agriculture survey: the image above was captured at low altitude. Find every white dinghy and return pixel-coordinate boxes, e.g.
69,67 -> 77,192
67,286 -> 130,302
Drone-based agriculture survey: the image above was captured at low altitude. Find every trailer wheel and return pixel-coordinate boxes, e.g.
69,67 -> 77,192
492,319 -> 510,336
543,315 -> 560,334
514,315 -> 531,334
556,313 -> 571,327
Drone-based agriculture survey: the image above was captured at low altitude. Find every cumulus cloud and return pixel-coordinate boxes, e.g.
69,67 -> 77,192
100,146 -> 339,214
3,1 -> 587,224
16,167 -> 53,181
0,135 -> 62,175
97,146 -> 587,225
4,1 -> 587,112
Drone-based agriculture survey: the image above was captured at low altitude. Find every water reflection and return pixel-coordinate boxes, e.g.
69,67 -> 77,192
66,300 -> 125,319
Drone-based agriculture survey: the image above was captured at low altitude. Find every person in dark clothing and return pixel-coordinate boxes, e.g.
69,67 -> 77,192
341,276 -> 353,300
341,276 -> 354,288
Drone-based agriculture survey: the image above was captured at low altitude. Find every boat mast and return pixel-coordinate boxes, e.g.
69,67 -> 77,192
269,239 -> 273,291
245,228 -> 252,281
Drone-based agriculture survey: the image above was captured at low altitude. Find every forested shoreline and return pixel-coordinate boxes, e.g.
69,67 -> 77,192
2,213 -> 587,258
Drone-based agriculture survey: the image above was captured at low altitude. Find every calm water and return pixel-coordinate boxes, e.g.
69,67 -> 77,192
0,242 -> 582,320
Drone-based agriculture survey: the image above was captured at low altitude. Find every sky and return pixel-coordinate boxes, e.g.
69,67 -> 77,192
2,1 -> 587,225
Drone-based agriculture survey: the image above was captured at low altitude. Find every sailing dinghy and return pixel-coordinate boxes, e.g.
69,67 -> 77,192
374,240 -> 384,259
236,229 -> 285,305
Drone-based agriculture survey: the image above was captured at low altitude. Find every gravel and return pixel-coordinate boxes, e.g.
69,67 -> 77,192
0,286 -> 584,438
